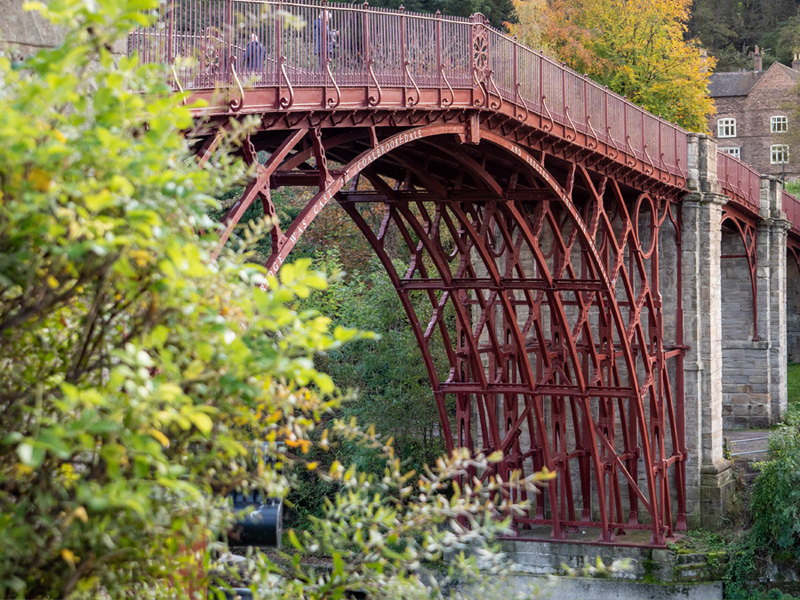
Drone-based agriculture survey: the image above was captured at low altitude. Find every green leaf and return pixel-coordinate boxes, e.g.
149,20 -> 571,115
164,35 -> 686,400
332,552 -> 344,576
189,412 -> 213,435
86,420 -> 119,434
288,529 -> 303,551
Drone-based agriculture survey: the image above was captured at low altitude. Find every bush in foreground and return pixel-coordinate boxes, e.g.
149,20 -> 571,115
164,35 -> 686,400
0,2 -> 541,598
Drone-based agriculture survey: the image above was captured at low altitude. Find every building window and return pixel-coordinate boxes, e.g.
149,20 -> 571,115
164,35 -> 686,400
771,144 -> 790,164
771,115 -> 788,133
718,118 -> 737,138
721,147 -> 741,159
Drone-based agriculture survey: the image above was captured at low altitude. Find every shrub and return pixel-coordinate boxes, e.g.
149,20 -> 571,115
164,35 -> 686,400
0,2 -> 539,598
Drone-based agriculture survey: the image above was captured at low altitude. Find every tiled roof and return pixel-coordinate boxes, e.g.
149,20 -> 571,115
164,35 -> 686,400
708,70 -> 765,98
709,62 -> 800,98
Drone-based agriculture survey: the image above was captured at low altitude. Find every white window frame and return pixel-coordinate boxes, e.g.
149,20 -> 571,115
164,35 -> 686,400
771,115 -> 788,133
717,117 -> 737,138
720,147 -> 741,159
771,144 -> 790,164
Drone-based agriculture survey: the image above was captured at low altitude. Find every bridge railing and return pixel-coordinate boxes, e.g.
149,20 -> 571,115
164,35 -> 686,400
783,190 -> 800,235
717,151 -> 761,214
130,0 -> 688,179
482,26 -> 688,177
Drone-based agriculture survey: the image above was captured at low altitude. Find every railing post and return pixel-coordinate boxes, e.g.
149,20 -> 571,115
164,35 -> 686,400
538,51 -> 543,109
400,5 -> 406,105
513,37 -> 518,106
275,1 -> 282,86
641,110 -> 645,156
561,62 -> 566,116
364,2 -> 370,85
167,0 -> 175,64
322,0 -> 329,72
623,102 -> 628,153
436,10 -> 442,105
583,75 -> 588,125
225,0 -> 233,84
675,127 -> 679,174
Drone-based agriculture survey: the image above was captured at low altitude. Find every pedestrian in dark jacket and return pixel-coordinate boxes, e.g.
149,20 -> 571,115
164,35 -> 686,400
314,10 -> 337,67
243,33 -> 265,71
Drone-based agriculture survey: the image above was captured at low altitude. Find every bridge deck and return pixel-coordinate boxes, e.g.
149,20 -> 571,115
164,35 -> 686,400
131,0 -> 800,236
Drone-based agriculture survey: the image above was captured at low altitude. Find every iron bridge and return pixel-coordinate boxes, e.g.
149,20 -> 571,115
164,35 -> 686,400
131,0 -> 800,546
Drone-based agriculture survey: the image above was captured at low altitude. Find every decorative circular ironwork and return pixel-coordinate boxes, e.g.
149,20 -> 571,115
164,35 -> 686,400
472,26 -> 489,75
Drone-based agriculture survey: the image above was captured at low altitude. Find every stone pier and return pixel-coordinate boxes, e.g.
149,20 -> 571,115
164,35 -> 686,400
681,134 -> 734,528
681,135 -> 790,527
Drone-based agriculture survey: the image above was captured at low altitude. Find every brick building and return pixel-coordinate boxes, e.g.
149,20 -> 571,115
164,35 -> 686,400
708,48 -> 800,181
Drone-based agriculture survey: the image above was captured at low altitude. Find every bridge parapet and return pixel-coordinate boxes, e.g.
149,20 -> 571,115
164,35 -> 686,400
717,150 -> 761,214
130,0 -> 689,188
783,190 -> 800,236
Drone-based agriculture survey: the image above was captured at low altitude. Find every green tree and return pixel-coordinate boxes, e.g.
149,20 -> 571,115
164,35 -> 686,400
0,1 -> 542,598
510,0 -> 716,132
367,0 -> 516,29
301,250 -> 451,474
723,417 -> 800,599
689,0 -> 800,71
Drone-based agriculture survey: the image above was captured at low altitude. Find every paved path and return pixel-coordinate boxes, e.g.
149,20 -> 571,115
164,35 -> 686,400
725,428 -> 771,486
725,429 -> 771,461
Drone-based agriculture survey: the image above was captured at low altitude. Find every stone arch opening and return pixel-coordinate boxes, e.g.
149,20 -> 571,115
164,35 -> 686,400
719,217 -> 768,429
788,248 -> 800,363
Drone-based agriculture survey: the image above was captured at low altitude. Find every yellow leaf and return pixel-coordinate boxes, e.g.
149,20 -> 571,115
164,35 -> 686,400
306,462 -> 318,471
22,2 -> 47,13
129,249 -> 152,268
148,428 -> 170,448
487,451 -> 504,463
15,464 -> 33,476
189,412 -> 213,435
74,506 -> 89,523
61,548 -> 80,567
46,275 -> 59,289
27,167 -> 51,192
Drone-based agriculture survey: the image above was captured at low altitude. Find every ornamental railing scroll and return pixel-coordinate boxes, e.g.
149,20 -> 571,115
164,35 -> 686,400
129,0 -> 690,180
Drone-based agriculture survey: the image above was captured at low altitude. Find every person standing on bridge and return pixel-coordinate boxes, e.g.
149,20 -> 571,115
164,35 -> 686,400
243,33 -> 266,73
313,10 -> 338,69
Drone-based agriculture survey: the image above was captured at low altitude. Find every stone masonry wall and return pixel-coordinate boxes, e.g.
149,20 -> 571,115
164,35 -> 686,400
788,259 -> 800,363
0,0 -> 125,59
720,229 -> 771,429
0,0 -> 64,59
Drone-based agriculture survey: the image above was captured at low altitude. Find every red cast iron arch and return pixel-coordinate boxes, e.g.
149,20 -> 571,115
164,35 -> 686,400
205,119 -> 684,545
265,124 -> 461,277
720,212 -> 759,341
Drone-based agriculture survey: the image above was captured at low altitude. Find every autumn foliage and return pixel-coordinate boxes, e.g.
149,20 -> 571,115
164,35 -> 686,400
510,0 -> 716,132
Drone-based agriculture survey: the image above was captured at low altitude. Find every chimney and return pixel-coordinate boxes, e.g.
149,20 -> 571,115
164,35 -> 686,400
753,45 -> 762,71
794,52 -> 800,71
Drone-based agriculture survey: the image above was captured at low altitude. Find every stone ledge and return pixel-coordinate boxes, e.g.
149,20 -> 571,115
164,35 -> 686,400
722,340 -> 771,350
492,576 -> 723,600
